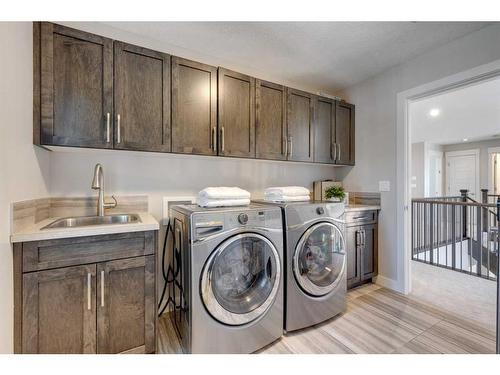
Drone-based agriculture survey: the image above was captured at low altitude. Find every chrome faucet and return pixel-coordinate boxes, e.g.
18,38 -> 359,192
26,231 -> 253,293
91,164 -> 117,216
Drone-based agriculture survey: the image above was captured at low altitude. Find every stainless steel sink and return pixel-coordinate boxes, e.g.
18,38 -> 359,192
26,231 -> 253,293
41,214 -> 141,230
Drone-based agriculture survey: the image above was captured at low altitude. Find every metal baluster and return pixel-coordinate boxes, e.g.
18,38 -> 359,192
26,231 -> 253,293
452,205 -> 456,270
496,197 -> 500,354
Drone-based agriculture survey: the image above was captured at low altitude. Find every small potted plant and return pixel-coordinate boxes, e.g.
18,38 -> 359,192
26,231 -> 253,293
324,185 -> 346,203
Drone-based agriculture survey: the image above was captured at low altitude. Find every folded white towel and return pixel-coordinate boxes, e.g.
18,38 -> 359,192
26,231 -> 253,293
198,187 -> 251,200
264,186 -> 310,197
264,195 -> 310,203
197,197 -> 251,208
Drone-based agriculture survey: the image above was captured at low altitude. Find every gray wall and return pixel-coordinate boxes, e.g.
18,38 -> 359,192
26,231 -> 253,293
337,23 -> 500,288
0,23 -> 51,353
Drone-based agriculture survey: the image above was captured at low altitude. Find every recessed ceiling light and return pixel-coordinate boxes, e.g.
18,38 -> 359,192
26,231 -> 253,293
463,138 -> 468,142
429,108 -> 440,117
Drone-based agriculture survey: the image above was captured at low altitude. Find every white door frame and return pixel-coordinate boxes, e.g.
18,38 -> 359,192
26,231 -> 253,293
444,149 -> 480,198
396,59 -> 500,295
488,146 -> 500,195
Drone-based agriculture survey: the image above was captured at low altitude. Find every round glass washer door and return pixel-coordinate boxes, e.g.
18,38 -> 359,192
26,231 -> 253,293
293,222 -> 346,297
200,233 -> 281,326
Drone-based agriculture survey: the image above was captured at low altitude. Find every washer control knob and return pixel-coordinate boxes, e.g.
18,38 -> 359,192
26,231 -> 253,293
238,213 -> 249,224
316,207 -> 325,215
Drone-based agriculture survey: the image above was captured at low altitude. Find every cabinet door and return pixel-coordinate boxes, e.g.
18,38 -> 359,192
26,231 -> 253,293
39,22 -> 113,148
361,224 -> 378,281
335,101 -> 355,165
114,42 -> 171,152
346,227 -> 361,289
255,80 -> 287,160
97,256 -> 155,354
218,68 -> 256,158
314,96 -> 335,164
171,57 -> 217,155
287,88 -> 314,162
22,264 -> 97,353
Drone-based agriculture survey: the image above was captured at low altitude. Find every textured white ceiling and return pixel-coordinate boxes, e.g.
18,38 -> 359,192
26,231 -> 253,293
411,76 -> 500,145
101,22 -> 492,93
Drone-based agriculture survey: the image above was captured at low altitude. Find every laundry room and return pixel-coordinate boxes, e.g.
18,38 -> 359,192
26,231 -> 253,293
2,1 -> 500,374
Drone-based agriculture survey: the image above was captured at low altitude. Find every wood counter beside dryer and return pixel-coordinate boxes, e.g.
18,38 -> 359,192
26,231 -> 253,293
33,22 -> 355,166
11,201 -> 159,354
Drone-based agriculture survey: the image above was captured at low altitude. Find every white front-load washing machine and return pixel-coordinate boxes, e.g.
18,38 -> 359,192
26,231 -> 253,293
254,200 -> 346,332
169,204 -> 284,353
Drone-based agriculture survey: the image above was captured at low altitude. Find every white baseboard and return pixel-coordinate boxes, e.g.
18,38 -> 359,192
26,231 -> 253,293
374,275 -> 405,294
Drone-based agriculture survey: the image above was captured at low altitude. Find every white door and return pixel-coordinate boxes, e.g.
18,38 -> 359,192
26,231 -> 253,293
426,151 -> 443,197
445,150 -> 480,198
488,151 -> 500,196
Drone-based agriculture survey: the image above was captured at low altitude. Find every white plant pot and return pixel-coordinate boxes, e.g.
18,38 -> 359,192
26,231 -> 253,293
327,197 -> 342,202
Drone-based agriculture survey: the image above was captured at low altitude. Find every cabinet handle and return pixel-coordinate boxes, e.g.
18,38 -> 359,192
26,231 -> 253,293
220,127 -> 225,153
332,143 -> 337,161
106,113 -> 110,143
87,273 -> 91,310
283,136 -> 288,156
362,229 -> 366,246
289,137 -> 293,158
337,143 -> 341,161
211,127 -> 217,152
100,270 -> 105,307
117,114 -> 121,144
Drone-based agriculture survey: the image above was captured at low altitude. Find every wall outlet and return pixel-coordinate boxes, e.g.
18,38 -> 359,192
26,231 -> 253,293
162,196 -> 196,225
379,181 -> 391,192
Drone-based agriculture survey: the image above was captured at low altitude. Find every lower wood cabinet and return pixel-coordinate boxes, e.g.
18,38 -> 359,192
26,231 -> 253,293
14,231 -> 157,354
345,211 -> 378,289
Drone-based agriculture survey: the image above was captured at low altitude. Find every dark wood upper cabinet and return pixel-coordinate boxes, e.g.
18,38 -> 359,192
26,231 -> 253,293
114,42 -> 171,152
22,264 -> 97,354
314,96 -> 336,164
218,68 -> 256,158
335,101 -> 355,165
37,22 -> 113,148
286,88 -> 314,162
97,256 -> 155,354
171,57 -> 217,155
255,80 -> 287,160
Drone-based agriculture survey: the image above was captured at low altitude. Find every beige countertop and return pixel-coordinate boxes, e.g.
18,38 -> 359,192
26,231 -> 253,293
345,204 -> 381,212
10,212 -> 159,243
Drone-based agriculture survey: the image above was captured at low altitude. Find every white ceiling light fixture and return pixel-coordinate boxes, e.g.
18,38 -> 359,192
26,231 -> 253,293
463,138 -> 468,142
429,108 -> 441,117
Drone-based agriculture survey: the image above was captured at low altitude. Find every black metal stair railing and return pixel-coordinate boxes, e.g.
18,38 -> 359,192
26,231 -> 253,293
411,191 -> 500,353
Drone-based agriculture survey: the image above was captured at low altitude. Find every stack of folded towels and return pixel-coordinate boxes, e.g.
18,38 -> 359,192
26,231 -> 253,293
197,187 -> 251,208
264,186 -> 310,202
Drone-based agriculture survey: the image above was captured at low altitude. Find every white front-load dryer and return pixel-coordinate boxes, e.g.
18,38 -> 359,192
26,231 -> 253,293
169,204 -> 284,353
254,200 -> 346,332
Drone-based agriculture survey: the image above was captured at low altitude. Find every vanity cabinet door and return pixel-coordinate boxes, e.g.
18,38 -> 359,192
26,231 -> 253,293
314,96 -> 336,164
335,101 -> 355,165
218,68 -> 256,158
22,264 -> 97,353
255,80 -> 287,160
37,22 -> 113,148
114,42 -> 171,152
346,227 -> 361,289
286,88 -> 314,162
97,256 -> 156,354
361,224 -> 378,281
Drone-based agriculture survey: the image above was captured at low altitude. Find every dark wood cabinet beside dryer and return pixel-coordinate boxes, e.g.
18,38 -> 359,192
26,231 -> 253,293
35,22 -> 113,148
335,101 -> 355,166
218,68 -> 256,158
14,231 -> 157,354
314,96 -> 336,164
171,57 -> 218,155
114,42 -> 171,152
345,210 -> 378,289
255,80 -> 287,160
286,88 -> 314,162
